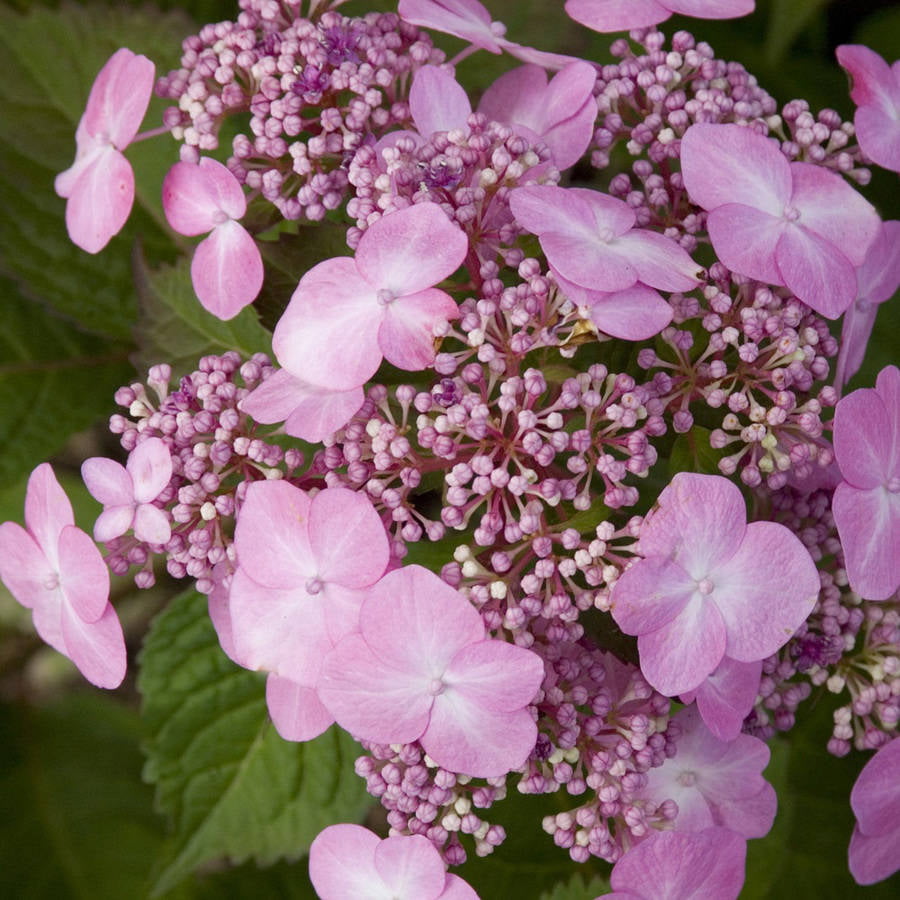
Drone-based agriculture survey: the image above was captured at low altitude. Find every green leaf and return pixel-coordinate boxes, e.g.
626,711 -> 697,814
765,0 -> 833,65
138,588 -> 370,896
134,258 -> 273,376
0,281 -> 131,486
0,2 -> 190,340
0,693 -> 165,900
667,425 -> 722,478
539,872 -> 610,900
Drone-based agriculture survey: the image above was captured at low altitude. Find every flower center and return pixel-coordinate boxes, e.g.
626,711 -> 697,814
376,287 -> 397,306
43,571 -> 61,591
886,476 -> 900,494
677,770 -> 698,787
305,577 -> 323,595
696,577 -> 715,596
597,227 -> 615,243
428,677 -> 446,696
211,209 -> 230,226
782,204 -> 801,222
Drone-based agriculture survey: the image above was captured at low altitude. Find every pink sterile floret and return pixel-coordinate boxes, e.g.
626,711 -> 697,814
228,481 -> 389,741
318,564 -> 545,778
638,706 -> 776,839
603,826 -> 746,900
680,122 -> 880,319
309,824 -> 479,899
0,464 -> 125,688
54,48 -> 155,254
509,184 -> 700,340
567,0 -> 754,33
835,221 -> 900,389
239,369 -> 364,442
848,737 -> 900,885
272,202 -> 467,391
610,472 -> 819,696
398,0 -> 576,68
81,436 -> 172,545
162,157 -> 264,320
832,364 -> 900,601
837,45 -> 900,173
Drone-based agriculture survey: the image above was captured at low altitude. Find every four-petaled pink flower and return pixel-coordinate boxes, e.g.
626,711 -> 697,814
310,824 -> 479,899
680,122 -> 880,319
848,737 -> 900,885
162,157 -> 264,320
638,706 -> 777,839
228,481 -> 390,741
510,184 -> 700,339
54,48 -> 155,253
837,44 -> 900,173
319,564 -> 545,777
81,437 -> 173,545
272,202 -> 467,391
603,826 -> 746,900
610,472 -> 819,696
0,464 -> 125,688
832,364 -> 900,601
567,0 -> 753,34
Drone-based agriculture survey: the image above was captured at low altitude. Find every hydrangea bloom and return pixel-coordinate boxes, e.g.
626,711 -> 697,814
0,464 -> 125,688
610,472 -> 819,696
835,220 -> 900,389
228,481 -> 390,740
162,157 -> 264,319
603,827 -> 746,900
836,44 -> 900,173
509,185 -> 700,339
832,365 -> 900,601
639,706 -> 777,838
272,202 -> 467,391
81,436 -> 172,544
319,565 -> 545,777
309,824 -> 479,899
680,122 -> 880,318
848,737 -> 900,884
54,48 -> 155,253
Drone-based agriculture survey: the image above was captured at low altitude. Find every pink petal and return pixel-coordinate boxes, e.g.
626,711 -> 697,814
82,48 -> 155,149
834,386 -> 893,488
580,282 -> 673,341
542,230 -> 639,292
190,220 -> 263,320
272,258 -> 383,391
440,875 -> 479,900
667,0 -> 754,18
687,657 -> 763,742
609,828 -> 746,900
443,640 -> 544,712
319,633 -> 435,744
611,556 -> 697,636
308,488 -> 389,588
410,65 -> 471,136
613,229 -> 702,292
25,464 -> 74,564
355,203 -> 468,297
398,0 -> 504,53
126,437 -> 173,503
309,824 -> 384,899
81,457 -> 133,507
374,835 -> 447,898
0,522 -> 54,610
62,146 -> 135,254
776,223 -> 858,318
132,503 -> 171,545
378,288 -> 459,371
789,162 -> 879,267
208,576 -> 238,662
637,594 -> 727,696
681,123 -> 791,216
162,158 -> 247,236
706,203 -> 785,285
266,674 -> 334,742
836,301 -> 880,389
713,521 -> 819,662
93,505 -> 135,543
565,0 -> 673,32
239,369 -> 364,441
478,65 -> 550,131
58,524 -> 110,624
423,699 -> 537,777
833,483 -> 900,601
60,599 -> 126,689
228,567 -> 331,684
234,480 -> 315,588
857,220 -> 900,306
850,737 -> 900,836
836,45 -> 895,111
849,825 -> 900,886
855,102 -> 900,172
